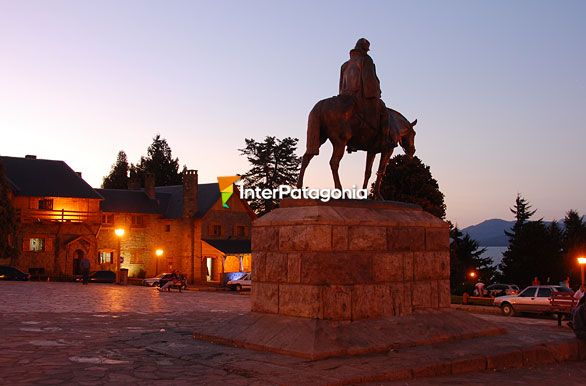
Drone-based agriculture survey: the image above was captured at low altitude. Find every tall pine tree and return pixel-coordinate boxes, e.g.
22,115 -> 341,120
102,150 -> 130,189
562,210 -> 586,280
132,134 -> 182,187
500,195 -> 563,286
239,136 -> 301,215
0,159 -> 18,264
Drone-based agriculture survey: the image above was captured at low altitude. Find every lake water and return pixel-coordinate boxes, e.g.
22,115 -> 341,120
481,246 -> 507,267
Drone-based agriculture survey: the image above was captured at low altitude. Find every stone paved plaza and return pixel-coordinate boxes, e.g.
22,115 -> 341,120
1,282 -> 585,385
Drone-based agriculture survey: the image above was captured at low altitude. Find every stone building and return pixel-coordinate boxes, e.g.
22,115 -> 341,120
1,155 -> 254,282
96,170 -> 255,282
1,155 -> 102,278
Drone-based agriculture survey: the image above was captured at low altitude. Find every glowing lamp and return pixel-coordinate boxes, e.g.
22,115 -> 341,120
578,257 -> 586,265
155,249 -> 164,257
114,228 -> 125,237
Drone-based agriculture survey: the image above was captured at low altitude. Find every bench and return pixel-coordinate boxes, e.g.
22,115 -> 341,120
550,291 -> 577,327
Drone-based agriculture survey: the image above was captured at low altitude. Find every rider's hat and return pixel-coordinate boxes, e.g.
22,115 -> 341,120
354,38 -> 370,52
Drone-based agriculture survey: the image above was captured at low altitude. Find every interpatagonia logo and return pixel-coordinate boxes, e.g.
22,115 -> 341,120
217,176 -> 241,208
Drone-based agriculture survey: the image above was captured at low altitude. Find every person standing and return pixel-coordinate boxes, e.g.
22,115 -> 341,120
474,281 -> 486,297
80,255 -> 91,285
532,276 -> 540,286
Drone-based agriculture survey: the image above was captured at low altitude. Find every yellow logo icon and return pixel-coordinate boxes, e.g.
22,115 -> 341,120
217,176 -> 241,208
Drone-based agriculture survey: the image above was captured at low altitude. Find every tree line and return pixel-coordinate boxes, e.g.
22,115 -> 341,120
102,134 -> 183,189
499,195 -> 586,288
102,135 -> 300,217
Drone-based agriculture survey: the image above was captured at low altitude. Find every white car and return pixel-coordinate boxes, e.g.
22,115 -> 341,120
227,273 -> 252,291
143,273 -> 171,287
493,285 -> 573,316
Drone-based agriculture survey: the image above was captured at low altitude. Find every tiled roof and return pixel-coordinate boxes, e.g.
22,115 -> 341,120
203,239 -> 251,254
95,189 -> 162,214
0,156 -> 102,199
97,183 -> 221,218
154,183 -> 220,218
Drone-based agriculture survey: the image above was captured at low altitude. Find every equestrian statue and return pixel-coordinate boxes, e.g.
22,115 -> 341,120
296,38 -> 417,199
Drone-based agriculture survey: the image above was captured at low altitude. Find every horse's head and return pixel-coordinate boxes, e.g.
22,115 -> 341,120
400,119 -> 417,158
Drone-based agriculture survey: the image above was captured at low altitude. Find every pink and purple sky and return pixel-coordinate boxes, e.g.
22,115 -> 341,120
1,0 -> 585,227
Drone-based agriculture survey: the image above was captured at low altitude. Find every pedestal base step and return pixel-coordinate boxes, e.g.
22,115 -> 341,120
192,309 -> 505,360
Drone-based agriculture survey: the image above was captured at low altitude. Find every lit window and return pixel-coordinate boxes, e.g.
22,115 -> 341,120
38,199 -> 53,210
131,215 -> 144,227
102,214 -> 114,225
30,238 -> 45,252
210,225 -> 222,236
98,251 -> 113,264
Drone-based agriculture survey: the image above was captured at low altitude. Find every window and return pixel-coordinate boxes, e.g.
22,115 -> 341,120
235,226 -> 246,237
537,288 -> 552,298
38,199 -> 53,210
518,288 -> 536,297
165,224 -> 171,232
131,215 -> 144,227
209,225 -> 222,236
102,214 -> 114,225
30,238 -> 45,252
98,251 -> 113,264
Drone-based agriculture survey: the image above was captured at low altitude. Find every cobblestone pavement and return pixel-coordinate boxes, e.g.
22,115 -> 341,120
381,362 -> 586,385
0,282 -> 584,385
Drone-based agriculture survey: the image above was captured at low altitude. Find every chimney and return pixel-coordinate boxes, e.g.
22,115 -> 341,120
76,172 -> 82,178
25,155 -> 37,159
144,172 -> 156,199
182,169 -> 198,218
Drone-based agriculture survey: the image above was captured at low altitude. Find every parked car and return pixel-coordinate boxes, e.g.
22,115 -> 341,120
143,273 -> 171,287
494,285 -> 573,316
74,270 -> 116,283
486,283 -> 520,297
0,265 -> 30,281
227,273 -> 251,291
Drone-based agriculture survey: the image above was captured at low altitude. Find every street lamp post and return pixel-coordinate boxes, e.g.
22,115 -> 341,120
155,249 -> 164,275
114,228 -> 125,284
578,257 -> 586,287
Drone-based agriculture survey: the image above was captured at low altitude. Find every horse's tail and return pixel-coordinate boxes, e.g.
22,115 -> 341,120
305,100 -> 323,156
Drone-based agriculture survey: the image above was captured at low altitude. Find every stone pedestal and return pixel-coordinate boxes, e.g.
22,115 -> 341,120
192,199 -> 505,360
251,199 -> 450,320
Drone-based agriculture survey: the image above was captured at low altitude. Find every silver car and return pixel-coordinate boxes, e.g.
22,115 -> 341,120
143,273 -> 171,287
494,285 -> 573,316
227,273 -> 252,291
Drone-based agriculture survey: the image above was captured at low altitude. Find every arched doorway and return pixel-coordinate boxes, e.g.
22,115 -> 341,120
73,249 -> 84,275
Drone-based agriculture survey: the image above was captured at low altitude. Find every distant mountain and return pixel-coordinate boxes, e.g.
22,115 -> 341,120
462,219 -> 513,247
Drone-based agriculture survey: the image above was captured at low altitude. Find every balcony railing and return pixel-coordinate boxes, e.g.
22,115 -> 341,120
17,208 -> 101,224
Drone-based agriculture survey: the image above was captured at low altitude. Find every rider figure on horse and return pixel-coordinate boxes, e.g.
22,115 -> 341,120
339,38 -> 394,150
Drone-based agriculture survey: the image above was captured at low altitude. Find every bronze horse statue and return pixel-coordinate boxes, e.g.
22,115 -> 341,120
296,95 -> 417,199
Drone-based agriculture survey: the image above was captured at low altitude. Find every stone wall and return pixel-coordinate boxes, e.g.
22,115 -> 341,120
17,222 -> 100,276
251,200 -> 450,321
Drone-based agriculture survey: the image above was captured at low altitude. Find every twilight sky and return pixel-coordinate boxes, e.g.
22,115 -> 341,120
1,0 -> 585,227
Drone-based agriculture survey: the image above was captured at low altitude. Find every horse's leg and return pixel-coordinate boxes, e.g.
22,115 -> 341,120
373,148 -> 395,200
330,140 -> 346,190
296,152 -> 315,188
362,151 -> 376,190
